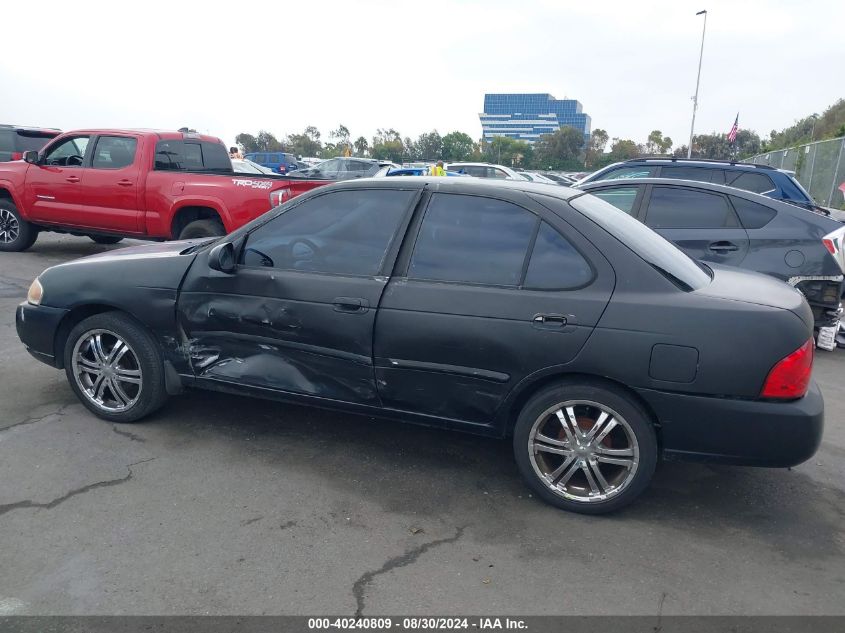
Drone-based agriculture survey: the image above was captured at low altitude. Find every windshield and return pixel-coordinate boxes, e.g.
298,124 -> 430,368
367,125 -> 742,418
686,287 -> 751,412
568,193 -> 712,291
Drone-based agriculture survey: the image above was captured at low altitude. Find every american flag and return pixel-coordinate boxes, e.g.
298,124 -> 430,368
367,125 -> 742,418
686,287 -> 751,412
728,114 -> 739,143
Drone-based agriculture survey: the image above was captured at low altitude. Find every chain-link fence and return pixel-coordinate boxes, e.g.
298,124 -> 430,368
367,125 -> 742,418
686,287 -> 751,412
748,136 -> 845,208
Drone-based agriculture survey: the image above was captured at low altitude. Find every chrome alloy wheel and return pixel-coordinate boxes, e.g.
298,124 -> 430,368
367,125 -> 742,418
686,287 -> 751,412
528,400 -> 639,503
0,208 -> 19,243
71,329 -> 143,412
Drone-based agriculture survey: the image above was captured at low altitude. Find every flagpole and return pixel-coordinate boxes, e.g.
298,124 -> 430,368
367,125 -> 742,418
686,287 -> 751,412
687,10 -> 708,159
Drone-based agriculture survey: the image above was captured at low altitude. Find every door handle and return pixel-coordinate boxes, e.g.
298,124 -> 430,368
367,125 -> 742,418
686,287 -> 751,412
333,297 -> 368,313
65,176 -> 80,183
709,241 -> 738,252
532,313 -> 567,327
117,179 -> 134,187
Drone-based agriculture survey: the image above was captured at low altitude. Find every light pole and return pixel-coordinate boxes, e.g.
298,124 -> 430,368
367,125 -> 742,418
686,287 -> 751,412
687,9 -> 708,159
810,113 -> 819,142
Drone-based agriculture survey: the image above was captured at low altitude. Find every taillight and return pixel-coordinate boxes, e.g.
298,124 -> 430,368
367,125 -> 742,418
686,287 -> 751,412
760,339 -> 814,400
10,152 -> 23,161
822,226 -> 845,273
269,188 -> 293,207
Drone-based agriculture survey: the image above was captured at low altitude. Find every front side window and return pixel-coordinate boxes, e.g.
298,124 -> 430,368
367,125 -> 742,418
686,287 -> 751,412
589,187 -> 640,215
524,222 -> 593,289
644,187 -> 734,229
43,136 -> 90,167
241,189 -> 414,276
91,136 -> 138,169
596,165 -> 656,180
489,168 -> 509,179
408,194 -> 536,286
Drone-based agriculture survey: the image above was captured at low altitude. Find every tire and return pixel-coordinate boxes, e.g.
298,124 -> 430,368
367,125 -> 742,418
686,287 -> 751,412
63,312 -> 169,423
178,218 -> 225,240
89,235 -> 124,245
0,199 -> 39,252
512,380 -> 658,515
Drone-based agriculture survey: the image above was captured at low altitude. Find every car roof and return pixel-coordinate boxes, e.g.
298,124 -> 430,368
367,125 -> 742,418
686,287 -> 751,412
577,177 -> 839,226
55,129 -> 224,144
329,175 -> 581,199
610,157 -> 785,173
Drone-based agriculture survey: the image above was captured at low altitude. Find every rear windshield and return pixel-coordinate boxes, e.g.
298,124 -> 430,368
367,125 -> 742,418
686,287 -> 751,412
16,131 -> 55,152
568,193 -> 712,291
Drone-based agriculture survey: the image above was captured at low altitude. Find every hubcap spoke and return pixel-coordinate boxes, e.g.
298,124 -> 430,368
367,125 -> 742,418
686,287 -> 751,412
91,335 -> 109,364
592,417 -> 619,446
555,408 -> 580,446
109,378 -> 130,407
588,460 -> 611,493
106,340 -> 126,364
93,373 -> 109,401
581,461 -> 601,495
114,367 -> 141,385
553,457 -> 581,486
596,454 -> 635,469
73,329 -> 143,412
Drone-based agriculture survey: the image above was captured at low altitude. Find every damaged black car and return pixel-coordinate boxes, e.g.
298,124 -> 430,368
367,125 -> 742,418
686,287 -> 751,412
16,178 -> 824,513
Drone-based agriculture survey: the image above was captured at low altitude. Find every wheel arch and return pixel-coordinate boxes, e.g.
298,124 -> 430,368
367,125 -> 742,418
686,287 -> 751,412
499,371 -> 662,446
53,304 -> 138,369
169,203 -> 227,239
0,184 -> 24,210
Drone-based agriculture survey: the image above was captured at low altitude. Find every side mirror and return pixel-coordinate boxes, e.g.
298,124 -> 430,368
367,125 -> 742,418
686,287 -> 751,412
208,242 -> 236,274
23,151 -> 39,165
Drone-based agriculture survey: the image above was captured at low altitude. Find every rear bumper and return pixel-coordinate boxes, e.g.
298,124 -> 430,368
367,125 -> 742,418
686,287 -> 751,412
636,382 -> 824,467
15,302 -> 68,368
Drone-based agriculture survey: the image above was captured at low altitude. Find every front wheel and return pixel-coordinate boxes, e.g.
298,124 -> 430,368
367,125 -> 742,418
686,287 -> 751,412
513,381 -> 658,514
0,199 -> 38,252
64,312 -> 169,422
178,218 -> 225,240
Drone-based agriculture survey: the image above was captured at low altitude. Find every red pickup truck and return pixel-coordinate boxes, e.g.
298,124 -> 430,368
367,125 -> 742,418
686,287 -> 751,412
0,129 -> 329,252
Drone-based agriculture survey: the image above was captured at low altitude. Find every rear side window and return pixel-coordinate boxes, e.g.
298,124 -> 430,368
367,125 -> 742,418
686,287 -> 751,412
596,166 -> 657,180
524,222 -> 592,289
155,141 -> 185,170
645,187 -> 734,229
727,171 -> 775,194
409,194 -> 536,286
730,196 -> 778,229
184,143 -> 203,170
200,142 -> 231,171
588,187 -> 640,215
91,136 -> 137,169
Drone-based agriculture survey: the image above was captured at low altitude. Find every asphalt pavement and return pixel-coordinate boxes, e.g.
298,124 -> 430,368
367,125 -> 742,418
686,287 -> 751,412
1,233 -> 843,616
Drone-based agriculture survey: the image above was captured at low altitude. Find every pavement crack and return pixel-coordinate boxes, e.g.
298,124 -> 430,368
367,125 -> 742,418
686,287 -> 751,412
352,525 -> 466,617
0,457 -> 155,518
655,591 -> 668,632
112,425 -> 146,443
1,405 -> 69,433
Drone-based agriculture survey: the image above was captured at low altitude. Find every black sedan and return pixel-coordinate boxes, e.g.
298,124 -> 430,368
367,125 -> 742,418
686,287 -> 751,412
15,178 -> 823,514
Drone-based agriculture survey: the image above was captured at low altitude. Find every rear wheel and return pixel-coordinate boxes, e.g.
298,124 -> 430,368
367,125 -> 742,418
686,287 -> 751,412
0,200 -> 38,252
178,218 -> 225,240
64,312 -> 169,423
513,380 -> 658,514
89,235 -> 124,245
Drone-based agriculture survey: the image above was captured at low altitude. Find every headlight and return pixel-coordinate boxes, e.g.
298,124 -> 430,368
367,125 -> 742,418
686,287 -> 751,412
27,278 -> 43,305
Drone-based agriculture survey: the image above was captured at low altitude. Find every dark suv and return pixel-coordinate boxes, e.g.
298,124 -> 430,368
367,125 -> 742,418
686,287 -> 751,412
578,158 -> 823,214
0,125 -> 60,162
577,178 -> 845,331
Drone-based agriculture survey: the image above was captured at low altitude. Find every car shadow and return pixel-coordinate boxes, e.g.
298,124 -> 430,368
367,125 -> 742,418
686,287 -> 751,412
137,388 -> 845,560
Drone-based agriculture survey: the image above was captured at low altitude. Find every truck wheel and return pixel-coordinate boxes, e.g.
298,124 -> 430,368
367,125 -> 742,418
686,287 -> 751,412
64,312 -> 169,423
512,380 -> 658,515
0,200 -> 39,252
89,235 -> 124,245
178,219 -> 225,240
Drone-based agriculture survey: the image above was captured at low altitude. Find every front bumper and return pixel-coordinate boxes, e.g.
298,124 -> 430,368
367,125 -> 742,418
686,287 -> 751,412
636,381 -> 824,467
15,302 -> 68,368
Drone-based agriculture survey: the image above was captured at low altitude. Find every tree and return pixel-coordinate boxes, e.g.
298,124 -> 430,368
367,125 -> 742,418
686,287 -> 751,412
330,124 -> 351,156
354,136 -> 369,157
371,128 -> 404,163
235,132 -> 259,153
286,127 -> 322,158
690,129 -> 761,160
403,137 -> 418,161
441,131 -> 474,162
256,130 -> 285,152
483,136 -> 533,167
608,138 -> 642,161
534,126 -> 585,169
415,130 -> 443,160
645,130 -> 673,155
584,128 -> 609,168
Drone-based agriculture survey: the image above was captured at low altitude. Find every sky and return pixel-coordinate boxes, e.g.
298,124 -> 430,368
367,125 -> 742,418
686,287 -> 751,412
1,0 -> 842,152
